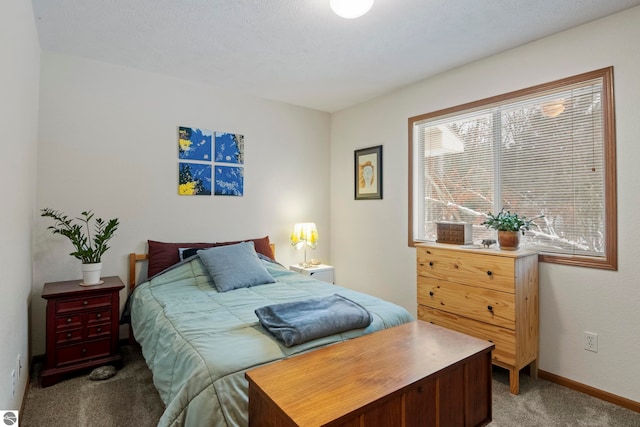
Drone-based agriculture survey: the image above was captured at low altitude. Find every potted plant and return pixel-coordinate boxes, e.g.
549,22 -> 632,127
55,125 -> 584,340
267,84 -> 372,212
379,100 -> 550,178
481,208 -> 542,250
41,208 -> 119,285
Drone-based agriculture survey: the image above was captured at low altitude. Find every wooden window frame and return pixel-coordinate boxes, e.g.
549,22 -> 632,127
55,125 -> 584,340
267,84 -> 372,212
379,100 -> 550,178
408,67 -> 617,270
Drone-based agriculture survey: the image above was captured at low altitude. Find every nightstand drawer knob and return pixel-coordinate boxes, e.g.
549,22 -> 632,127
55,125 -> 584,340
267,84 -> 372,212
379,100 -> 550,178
487,305 -> 493,312
83,300 -> 88,305
82,348 -> 87,354
429,291 -> 434,296
96,313 -> 102,319
428,261 -> 434,266
97,328 -> 102,333
486,270 -> 493,276
66,333 -> 72,338
66,318 -> 72,323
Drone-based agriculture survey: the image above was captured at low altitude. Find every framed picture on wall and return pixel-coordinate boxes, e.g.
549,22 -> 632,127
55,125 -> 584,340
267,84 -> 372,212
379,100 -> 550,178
354,145 -> 382,200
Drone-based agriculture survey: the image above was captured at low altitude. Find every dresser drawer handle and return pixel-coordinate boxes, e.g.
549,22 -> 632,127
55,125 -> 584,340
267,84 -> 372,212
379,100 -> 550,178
66,333 -> 72,338
429,291 -> 434,296
487,270 -> 493,276
487,305 -> 493,312
83,300 -> 88,305
96,313 -> 102,319
82,348 -> 87,354
428,261 -> 433,267
97,327 -> 102,333
66,318 -> 72,323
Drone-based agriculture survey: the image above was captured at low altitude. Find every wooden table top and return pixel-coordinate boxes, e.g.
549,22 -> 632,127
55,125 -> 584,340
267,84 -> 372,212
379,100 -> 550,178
245,320 -> 494,426
41,276 -> 124,298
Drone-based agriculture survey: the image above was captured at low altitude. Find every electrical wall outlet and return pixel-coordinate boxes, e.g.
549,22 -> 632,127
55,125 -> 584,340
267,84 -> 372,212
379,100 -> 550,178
584,331 -> 598,352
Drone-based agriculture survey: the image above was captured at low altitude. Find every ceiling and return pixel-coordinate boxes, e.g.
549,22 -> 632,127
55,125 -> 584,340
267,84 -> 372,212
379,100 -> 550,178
31,0 -> 640,113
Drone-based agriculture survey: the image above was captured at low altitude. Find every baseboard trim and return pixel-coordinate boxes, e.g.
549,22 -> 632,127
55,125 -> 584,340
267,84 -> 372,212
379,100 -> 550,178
539,369 -> 640,413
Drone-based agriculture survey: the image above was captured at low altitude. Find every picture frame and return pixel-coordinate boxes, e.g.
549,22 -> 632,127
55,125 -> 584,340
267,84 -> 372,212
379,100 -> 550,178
354,145 -> 383,200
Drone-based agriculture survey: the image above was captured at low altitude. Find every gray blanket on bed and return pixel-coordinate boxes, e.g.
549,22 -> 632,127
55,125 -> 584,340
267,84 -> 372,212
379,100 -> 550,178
255,294 -> 373,347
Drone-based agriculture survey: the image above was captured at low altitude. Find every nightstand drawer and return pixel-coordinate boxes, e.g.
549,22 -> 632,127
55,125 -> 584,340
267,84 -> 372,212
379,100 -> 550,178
289,264 -> 335,284
86,309 -> 111,324
418,305 -> 516,366
57,294 -> 112,313
417,277 -> 515,329
56,314 -> 83,329
56,338 -> 111,366
87,323 -> 111,338
56,328 -> 83,345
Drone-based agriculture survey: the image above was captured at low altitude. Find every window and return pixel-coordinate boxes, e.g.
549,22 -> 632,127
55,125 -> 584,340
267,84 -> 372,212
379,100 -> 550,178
409,67 -> 617,270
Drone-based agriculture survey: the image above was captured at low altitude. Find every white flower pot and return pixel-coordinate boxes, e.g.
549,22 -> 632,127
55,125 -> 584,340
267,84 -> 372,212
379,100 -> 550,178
81,262 -> 103,286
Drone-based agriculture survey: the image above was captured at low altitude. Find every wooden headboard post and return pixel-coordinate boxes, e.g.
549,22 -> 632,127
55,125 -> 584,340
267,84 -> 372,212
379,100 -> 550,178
128,253 -> 149,292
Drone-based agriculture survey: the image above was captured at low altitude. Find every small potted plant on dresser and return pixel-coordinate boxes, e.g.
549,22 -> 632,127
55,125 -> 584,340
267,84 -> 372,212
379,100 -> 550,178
41,208 -> 119,285
481,208 -> 543,250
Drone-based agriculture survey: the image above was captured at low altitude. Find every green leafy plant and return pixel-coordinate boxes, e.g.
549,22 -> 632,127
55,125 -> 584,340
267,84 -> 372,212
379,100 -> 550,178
41,208 -> 119,263
481,208 -> 543,235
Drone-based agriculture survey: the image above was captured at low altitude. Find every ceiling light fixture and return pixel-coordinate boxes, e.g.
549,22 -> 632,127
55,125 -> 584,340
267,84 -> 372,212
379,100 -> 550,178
330,0 -> 374,19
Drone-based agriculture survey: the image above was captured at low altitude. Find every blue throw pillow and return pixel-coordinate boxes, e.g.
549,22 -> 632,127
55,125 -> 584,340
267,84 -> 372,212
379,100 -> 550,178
198,241 -> 275,292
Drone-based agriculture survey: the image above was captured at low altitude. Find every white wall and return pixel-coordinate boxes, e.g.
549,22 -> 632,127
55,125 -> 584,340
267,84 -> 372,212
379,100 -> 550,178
0,0 -> 40,410
32,52 -> 331,355
330,7 -> 640,402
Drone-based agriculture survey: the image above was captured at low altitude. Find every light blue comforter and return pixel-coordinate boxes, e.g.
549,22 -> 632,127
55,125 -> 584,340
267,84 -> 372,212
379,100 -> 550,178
131,257 -> 413,427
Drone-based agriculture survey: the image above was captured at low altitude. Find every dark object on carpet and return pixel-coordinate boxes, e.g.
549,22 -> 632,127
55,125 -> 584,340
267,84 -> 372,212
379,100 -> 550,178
88,365 -> 117,381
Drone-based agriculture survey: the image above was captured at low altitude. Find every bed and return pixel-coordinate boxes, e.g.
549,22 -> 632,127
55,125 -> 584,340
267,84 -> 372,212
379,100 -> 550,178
125,237 -> 414,427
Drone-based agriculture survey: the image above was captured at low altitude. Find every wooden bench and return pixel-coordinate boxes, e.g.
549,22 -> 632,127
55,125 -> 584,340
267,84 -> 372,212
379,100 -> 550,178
246,320 -> 494,426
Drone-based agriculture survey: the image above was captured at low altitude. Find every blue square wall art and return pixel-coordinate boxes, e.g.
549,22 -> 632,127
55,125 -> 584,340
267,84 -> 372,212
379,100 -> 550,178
214,165 -> 244,196
179,162 -> 212,195
214,132 -> 244,164
179,126 -> 212,161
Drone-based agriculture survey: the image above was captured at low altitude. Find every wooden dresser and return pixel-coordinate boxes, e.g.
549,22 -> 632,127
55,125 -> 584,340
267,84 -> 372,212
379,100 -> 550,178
41,276 -> 124,387
416,242 -> 539,394
246,321 -> 494,427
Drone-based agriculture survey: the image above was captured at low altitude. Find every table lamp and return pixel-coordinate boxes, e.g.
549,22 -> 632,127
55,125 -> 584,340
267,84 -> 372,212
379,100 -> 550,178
290,223 -> 318,267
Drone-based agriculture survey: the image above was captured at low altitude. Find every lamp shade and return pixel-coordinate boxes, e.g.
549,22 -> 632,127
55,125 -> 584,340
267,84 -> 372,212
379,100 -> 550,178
330,0 -> 374,19
291,223 -> 318,249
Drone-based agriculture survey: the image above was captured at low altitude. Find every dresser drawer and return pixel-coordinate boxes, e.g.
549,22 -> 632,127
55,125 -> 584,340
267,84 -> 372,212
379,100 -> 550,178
417,246 -> 515,293
56,338 -> 112,367
56,294 -> 113,314
418,305 -> 516,366
417,277 -> 515,329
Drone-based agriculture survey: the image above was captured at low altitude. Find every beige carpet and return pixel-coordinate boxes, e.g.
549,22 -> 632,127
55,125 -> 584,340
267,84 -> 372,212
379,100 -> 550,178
21,345 -> 640,426
21,345 -> 164,427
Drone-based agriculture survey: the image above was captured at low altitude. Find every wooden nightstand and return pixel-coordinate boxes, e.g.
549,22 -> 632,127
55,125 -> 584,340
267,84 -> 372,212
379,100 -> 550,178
41,276 -> 125,387
289,264 -> 335,284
